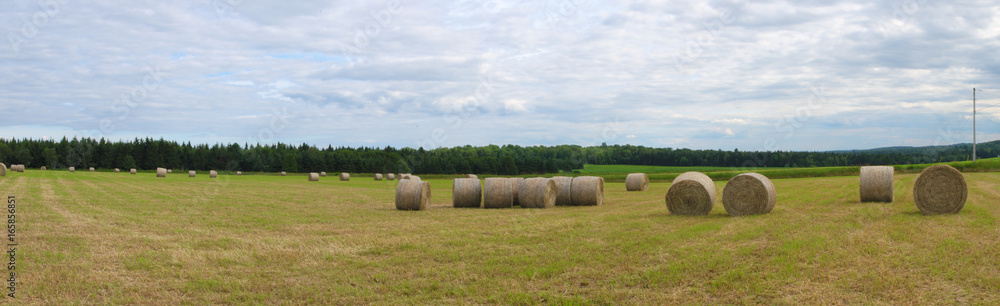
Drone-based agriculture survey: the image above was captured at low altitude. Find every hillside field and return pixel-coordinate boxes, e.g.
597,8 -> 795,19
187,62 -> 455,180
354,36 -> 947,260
1,168 -> 999,304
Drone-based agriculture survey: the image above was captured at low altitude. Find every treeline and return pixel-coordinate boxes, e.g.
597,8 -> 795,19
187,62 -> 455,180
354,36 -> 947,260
0,137 -> 996,174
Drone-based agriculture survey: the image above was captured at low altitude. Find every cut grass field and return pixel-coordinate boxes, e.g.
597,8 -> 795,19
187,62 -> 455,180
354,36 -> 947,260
2,169 -> 999,303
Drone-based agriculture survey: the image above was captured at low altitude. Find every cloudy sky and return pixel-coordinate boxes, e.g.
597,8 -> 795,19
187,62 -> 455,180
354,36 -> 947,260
2,0 -> 999,151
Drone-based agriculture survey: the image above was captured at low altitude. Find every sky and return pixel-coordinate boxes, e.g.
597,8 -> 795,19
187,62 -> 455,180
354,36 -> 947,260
2,0 -> 1000,152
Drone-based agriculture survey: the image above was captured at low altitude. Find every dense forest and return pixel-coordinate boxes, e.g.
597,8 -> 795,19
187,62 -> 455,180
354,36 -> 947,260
0,137 -> 997,175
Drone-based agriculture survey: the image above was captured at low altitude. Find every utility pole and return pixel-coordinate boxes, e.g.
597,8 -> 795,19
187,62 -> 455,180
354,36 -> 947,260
973,88 -> 977,162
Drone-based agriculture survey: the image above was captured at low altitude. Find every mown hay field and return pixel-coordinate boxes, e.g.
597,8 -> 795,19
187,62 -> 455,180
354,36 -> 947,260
2,170 -> 999,304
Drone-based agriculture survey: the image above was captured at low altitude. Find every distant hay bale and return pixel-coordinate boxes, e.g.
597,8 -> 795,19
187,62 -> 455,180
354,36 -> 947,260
571,176 -> 604,206
374,173 -> 383,181
625,173 -> 650,191
210,170 -> 218,178
188,170 -> 196,177
722,173 -> 777,216
69,166 -> 75,172
551,176 -> 574,206
89,167 -> 95,172
236,171 -> 242,175
167,169 -> 172,173
309,172 -> 319,181
114,168 -> 119,173
408,175 -> 421,181
913,164 -> 967,215
509,178 -> 525,206
40,166 -> 46,170
320,172 -> 326,177
130,168 -> 136,174
466,174 -> 478,179
281,171 -> 286,176
520,178 -> 556,209
387,173 -> 396,180
0,163 -> 6,176
18,165 -> 24,172
157,168 -> 167,178
340,173 -> 350,181
859,166 -> 894,203
483,177 -> 515,208
452,178 -> 482,208
395,180 -> 430,211
665,172 -> 716,216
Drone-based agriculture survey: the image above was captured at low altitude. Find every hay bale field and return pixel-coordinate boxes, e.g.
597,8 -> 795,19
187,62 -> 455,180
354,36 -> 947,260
452,178 -> 482,208
551,176 -> 574,206
387,173 -> 395,180
625,173 -> 649,191
188,170 -> 196,177
571,176 -> 604,206
309,173 -> 319,181
722,173 -> 777,216
210,170 -> 218,178
483,177 -> 515,209
519,178 -> 556,209
395,179 -> 430,211
375,173 -> 383,181
130,168 -> 136,174
913,164 -> 967,215
157,168 -> 167,178
860,166 -> 894,203
665,171 -> 716,216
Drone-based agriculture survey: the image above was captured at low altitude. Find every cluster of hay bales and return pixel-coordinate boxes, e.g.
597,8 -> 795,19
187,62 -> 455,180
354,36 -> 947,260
210,170 -> 218,178
309,172 -> 319,181
860,166 -> 894,203
520,178 -> 556,208
157,168 -> 167,178
374,173 -> 382,181
340,173 -> 350,181
913,164 -> 966,215
665,172 -> 716,216
452,178 -> 482,208
625,173 -> 649,191
188,170 -> 196,177
69,166 -> 75,172
130,168 -> 137,174
722,173 -> 777,216
387,173 -> 396,180
9,165 -> 25,173
395,180 -> 431,211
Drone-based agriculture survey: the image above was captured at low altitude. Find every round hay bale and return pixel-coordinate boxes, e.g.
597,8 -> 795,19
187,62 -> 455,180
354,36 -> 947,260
520,178 -> 556,209
395,180 -> 430,211
40,166 -> 46,170
188,170 -> 196,177
913,164 -> 967,215
320,172 -> 327,177
236,171 -> 242,175
509,177 -> 525,206
157,168 -> 167,178
571,176 -> 604,206
665,172 -> 716,215
114,168 -> 119,173
387,173 -> 396,180
308,172 -> 319,181
374,173 -> 383,181
409,175 -> 421,181
130,168 -> 136,175
859,166 -> 894,203
466,174 -> 478,179
551,176 -> 574,206
280,171 -> 286,176
483,177 -> 515,208
167,169 -> 172,173
18,165 -> 24,172
452,178 -> 482,208
69,167 -> 75,172
722,173 -> 777,216
89,167 -> 95,172
210,170 -> 218,178
340,173 -> 350,181
0,163 -> 6,176
625,173 -> 650,191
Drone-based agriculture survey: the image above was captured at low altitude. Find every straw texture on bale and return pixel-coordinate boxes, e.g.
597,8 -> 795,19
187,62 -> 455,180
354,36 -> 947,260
89,167 -> 95,172
308,173 -> 319,181
570,176 -> 604,206
188,170 -> 196,177
0,163 -> 5,176
340,173 -> 350,181
387,173 -> 395,180
130,168 -> 136,174
466,174 -> 478,179
625,173 -> 650,191
483,177 -> 515,208
509,178 -> 525,206
374,173 -> 383,181
281,171 -> 286,176
395,180 -> 430,211
157,168 -> 167,178
519,178 -> 556,209
210,170 -> 218,178
114,168 -> 119,173
859,166 -> 894,203
913,164 -> 967,215
665,172 -> 716,215
722,173 -> 777,216
550,176 -> 574,206
40,166 -> 46,170
452,178 -> 482,208
69,167 -> 75,172
320,172 -> 326,177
